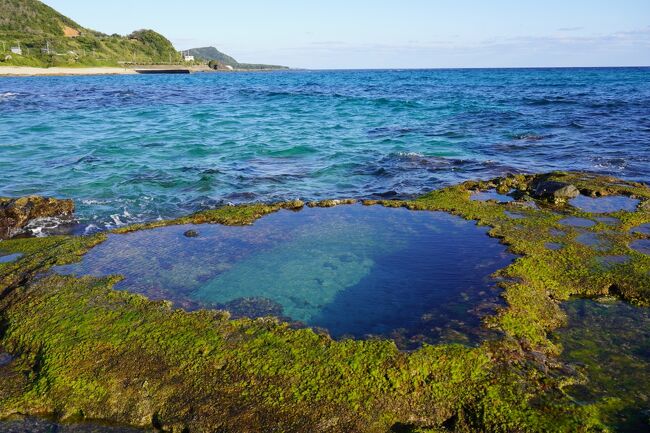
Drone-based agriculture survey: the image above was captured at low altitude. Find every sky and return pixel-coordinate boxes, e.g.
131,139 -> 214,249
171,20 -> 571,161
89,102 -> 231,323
43,0 -> 650,69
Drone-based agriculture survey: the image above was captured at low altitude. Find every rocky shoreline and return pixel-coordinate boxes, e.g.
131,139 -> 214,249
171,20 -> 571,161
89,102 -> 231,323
0,196 -> 74,240
0,171 -> 648,432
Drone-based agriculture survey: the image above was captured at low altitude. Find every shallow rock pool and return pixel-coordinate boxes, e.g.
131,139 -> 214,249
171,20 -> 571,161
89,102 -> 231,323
555,298 -> 650,432
56,205 -> 514,348
569,195 -> 639,213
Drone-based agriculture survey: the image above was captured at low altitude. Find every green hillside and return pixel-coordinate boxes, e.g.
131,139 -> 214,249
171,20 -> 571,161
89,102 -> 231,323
0,0 -> 182,67
187,46 -> 288,70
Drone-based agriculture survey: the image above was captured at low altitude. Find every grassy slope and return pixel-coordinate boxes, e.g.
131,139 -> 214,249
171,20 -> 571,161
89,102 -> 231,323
0,0 -> 181,67
0,172 -> 648,432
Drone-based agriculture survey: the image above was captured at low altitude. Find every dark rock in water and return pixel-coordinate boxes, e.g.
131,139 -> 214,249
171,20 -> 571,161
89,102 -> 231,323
0,196 -> 74,239
183,229 -> 199,238
532,181 -> 579,201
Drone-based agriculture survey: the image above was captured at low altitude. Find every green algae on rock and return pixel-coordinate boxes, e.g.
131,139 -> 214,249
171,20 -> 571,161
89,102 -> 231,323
554,298 -> 650,432
0,171 -> 648,432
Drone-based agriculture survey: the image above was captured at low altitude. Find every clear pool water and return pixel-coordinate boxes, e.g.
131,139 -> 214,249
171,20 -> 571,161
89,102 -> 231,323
569,195 -> 639,213
56,205 -> 514,348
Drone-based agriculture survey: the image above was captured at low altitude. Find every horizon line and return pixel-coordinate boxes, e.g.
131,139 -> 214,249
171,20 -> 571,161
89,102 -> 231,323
275,65 -> 650,71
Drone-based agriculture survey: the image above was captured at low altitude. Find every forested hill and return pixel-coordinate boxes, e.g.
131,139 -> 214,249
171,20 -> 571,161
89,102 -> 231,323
0,0 -> 181,66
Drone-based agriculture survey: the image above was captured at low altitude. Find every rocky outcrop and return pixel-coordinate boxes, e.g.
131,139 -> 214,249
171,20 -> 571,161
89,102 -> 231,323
531,180 -> 580,202
0,196 -> 74,239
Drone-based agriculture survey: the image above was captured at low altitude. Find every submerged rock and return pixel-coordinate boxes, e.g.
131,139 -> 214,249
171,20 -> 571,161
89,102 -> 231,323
222,296 -> 285,318
532,181 -> 579,202
0,196 -> 74,239
183,229 -> 199,238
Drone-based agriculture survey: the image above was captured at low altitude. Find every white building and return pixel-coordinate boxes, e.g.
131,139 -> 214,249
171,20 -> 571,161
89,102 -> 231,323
183,54 -> 194,62
10,46 -> 22,55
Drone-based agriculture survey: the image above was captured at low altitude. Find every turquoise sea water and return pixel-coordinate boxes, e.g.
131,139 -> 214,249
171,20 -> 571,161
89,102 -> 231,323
1,67 -> 649,232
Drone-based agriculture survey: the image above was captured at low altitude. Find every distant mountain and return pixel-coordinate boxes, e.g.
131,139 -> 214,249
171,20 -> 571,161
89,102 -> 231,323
186,46 -> 289,70
0,0 -> 181,66
186,47 -> 238,67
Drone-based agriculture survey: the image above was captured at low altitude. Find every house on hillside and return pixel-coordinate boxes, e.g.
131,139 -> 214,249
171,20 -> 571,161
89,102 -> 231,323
183,54 -> 194,62
10,46 -> 21,55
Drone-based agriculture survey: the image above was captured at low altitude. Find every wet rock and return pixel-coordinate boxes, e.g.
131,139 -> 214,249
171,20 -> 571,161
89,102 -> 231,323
281,199 -> 305,210
495,183 -> 510,195
183,229 -> 199,238
532,181 -> 579,202
307,199 -> 357,208
0,196 -> 74,239
640,200 -> 650,212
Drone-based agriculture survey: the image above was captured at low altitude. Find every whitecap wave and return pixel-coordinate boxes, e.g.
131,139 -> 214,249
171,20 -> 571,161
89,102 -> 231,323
23,216 -> 73,237
0,92 -> 19,102
394,151 -> 424,158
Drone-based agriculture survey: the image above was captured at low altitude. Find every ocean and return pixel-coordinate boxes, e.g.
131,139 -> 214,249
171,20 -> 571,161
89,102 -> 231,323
1,67 -> 648,232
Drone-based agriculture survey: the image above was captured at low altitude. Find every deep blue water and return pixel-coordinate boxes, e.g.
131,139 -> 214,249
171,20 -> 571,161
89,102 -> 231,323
56,205 -> 513,348
0,67 -> 649,231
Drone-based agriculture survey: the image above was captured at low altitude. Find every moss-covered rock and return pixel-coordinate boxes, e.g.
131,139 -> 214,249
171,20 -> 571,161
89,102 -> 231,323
0,171 -> 647,432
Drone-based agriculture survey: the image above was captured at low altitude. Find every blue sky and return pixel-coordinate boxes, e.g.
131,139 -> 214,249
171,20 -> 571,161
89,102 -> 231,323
44,0 -> 650,68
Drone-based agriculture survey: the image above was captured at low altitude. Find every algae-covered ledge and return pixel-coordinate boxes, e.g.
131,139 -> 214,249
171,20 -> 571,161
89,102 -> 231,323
0,171 -> 648,432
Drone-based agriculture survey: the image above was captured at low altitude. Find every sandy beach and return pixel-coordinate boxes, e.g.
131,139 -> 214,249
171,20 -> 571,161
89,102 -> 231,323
0,66 -> 137,76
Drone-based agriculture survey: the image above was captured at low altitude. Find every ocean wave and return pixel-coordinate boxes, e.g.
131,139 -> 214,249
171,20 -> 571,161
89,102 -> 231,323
393,151 -> 424,158
0,92 -> 20,102
22,216 -> 77,237
592,157 -> 628,171
509,132 -> 553,141
523,96 -> 578,106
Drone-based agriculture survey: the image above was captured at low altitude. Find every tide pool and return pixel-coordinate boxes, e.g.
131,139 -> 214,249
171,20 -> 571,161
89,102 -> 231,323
56,205 -> 514,348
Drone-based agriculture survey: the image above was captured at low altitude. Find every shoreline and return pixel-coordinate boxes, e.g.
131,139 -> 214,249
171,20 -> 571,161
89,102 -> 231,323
0,65 -> 287,77
0,66 -> 137,77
